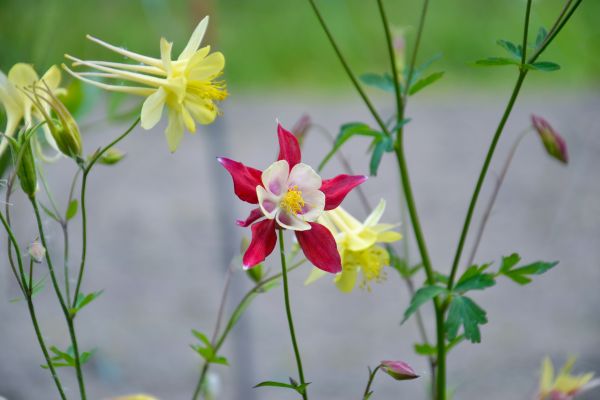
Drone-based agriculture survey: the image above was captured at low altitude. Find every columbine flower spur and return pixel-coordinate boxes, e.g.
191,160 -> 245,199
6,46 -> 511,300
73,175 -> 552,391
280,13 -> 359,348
64,16 -> 227,152
219,123 -> 367,273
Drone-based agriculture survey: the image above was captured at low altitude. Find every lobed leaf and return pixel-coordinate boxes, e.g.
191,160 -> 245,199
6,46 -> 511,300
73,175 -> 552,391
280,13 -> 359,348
408,72 -> 445,96
318,123 -> 383,171
496,39 -> 522,59
359,73 -> 395,92
445,295 -> 488,343
402,285 -> 448,324
454,265 -> 495,293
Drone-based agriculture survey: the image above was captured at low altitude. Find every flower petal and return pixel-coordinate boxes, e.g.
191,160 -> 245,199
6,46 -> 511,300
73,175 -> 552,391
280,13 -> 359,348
335,262 -> 358,293
165,107 -> 184,152
277,123 -> 301,168
304,267 -> 327,285
217,157 -> 263,204
376,230 -> 403,243
261,160 -> 289,196
160,38 -> 173,74
295,222 -> 342,273
178,16 -> 209,61
187,52 -> 225,81
321,174 -> 368,210
8,63 -> 38,87
257,186 -> 279,219
39,65 -> 62,90
363,199 -> 386,227
243,219 -> 277,269
276,209 -> 311,231
298,189 -> 325,221
236,208 -> 264,227
287,163 -> 322,192
141,87 -> 166,129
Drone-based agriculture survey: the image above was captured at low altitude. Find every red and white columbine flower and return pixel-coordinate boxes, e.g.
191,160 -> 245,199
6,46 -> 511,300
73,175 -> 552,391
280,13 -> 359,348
218,123 -> 367,273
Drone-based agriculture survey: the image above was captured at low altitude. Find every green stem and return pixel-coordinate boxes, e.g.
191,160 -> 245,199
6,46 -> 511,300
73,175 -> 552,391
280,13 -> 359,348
521,0 -> 533,65
529,0 -> 581,63
362,364 -> 382,399
278,229 -> 308,400
72,116 -> 140,307
0,210 -> 68,400
377,0 -> 404,118
30,196 -> 87,400
402,0 -> 430,106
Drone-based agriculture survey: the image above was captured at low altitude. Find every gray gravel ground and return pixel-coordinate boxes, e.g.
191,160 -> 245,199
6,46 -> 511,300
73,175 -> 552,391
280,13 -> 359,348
1,90 -> 599,400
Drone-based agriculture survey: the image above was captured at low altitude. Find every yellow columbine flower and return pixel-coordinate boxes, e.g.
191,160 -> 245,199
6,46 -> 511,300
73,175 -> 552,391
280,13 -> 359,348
64,16 -> 227,152
0,63 -> 65,160
538,357 -> 599,400
305,199 -> 402,292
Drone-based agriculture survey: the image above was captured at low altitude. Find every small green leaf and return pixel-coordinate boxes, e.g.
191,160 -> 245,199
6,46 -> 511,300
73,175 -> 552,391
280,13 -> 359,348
318,123 -> 383,171
475,57 -> 520,67
496,39 -> 521,59
402,285 -> 448,324
502,261 -> 558,285
535,27 -> 548,48
211,355 -> 229,366
192,330 -> 212,348
66,200 -> 78,220
254,380 -> 310,395
408,71 -> 445,95
369,137 -> 392,176
445,295 -> 488,343
98,148 -> 126,166
70,290 -> 103,315
499,253 -> 521,274
359,73 -> 395,92
525,61 -> 561,72
414,342 -> 436,356
191,345 -> 214,361
454,265 -> 495,293
40,203 -> 61,222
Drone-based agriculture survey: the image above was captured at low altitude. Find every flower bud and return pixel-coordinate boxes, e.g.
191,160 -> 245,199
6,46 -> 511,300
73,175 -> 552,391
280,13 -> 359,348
531,114 -> 568,164
380,360 -> 419,381
98,148 -> 126,165
11,131 -> 38,196
28,241 -> 46,263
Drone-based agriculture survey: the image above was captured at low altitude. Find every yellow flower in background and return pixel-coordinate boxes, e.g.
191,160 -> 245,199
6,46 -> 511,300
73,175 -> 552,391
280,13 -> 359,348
0,63 -> 65,160
64,16 -> 227,152
305,199 -> 402,292
538,357 -> 599,400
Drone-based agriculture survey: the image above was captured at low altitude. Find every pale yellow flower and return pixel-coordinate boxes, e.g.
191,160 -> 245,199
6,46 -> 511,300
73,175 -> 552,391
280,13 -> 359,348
305,199 -> 402,292
538,357 -> 599,400
0,63 -> 65,160
64,16 -> 227,152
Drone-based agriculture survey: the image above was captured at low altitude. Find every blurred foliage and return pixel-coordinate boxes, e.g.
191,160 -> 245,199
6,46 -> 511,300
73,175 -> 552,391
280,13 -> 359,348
0,0 -> 598,92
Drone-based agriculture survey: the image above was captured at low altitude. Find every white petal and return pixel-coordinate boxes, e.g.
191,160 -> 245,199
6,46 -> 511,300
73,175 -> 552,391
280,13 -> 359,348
261,160 -> 289,196
298,190 -> 325,222
287,163 -> 322,192
178,16 -> 209,61
257,186 -> 279,219
276,209 -> 310,231
363,199 -> 386,227
141,87 -> 166,129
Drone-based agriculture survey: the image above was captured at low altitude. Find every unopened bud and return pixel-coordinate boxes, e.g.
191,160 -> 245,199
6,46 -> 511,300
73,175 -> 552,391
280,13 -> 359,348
531,114 -> 568,164
98,148 -> 126,165
380,360 -> 419,381
11,131 -> 38,196
28,241 -> 46,263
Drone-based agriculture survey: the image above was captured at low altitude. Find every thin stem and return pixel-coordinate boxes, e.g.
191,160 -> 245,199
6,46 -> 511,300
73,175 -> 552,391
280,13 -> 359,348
307,0 -> 389,135
362,364 -> 382,399
37,164 -> 63,220
377,0 -> 404,118
529,0 -> 579,63
210,265 -> 235,344
402,0 -> 430,107
466,129 -> 530,267
61,222 -> 71,301
521,0 -> 533,65
278,229 -> 308,400
30,196 -> 87,400
72,116 -> 140,306
4,174 -> 25,293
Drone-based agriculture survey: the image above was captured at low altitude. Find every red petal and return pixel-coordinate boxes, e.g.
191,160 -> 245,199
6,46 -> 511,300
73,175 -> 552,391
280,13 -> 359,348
243,219 -> 277,269
321,174 -> 368,210
277,123 -> 301,168
217,157 -> 263,204
295,222 -> 341,273
236,208 -> 264,227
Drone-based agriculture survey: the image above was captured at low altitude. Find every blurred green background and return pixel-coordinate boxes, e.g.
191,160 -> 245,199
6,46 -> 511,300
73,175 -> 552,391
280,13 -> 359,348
0,0 -> 598,93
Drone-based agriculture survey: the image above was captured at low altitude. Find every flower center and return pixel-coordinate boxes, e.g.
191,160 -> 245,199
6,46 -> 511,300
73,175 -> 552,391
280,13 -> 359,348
345,245 -> 389,292
280,185 -> 305,214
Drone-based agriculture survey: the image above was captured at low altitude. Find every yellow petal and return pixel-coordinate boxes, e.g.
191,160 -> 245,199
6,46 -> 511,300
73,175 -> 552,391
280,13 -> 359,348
86,35 -> 163,68
335,262 -> 358,293
141,87 -> 166,129
160,38 -> 173,74
363,199 -> 386,227
346,230 -> 378,252
180,105 -> 196,132
62,64 -> 155,96
39,65 -> 62,90
305,267 -> 327,285
187,52 -> 225,81
328,207 -> 362,233
377,230 -> 402,243
165,107 -> 184,152
540,357 -> 554,394
185,98 -> 217,124
178,16 -> 209,61
8,63 -> 38,87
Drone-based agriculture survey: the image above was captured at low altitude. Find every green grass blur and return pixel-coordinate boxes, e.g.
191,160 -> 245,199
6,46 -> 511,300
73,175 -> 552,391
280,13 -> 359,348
0,0 -> 598,92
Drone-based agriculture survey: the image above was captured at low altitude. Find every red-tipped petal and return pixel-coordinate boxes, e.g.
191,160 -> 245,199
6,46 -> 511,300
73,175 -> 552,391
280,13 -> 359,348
295,222 -> 341,273
321,174 -> 368,210
243,219 -> 277,269
277,123 -> 301,168
236,208 -> 264,227
217,157 -> 263,204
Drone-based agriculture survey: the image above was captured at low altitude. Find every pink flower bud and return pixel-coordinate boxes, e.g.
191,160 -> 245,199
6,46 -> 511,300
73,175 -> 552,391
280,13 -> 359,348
28,241 -> 46,263
380,360 -> 419,381
531,114 -> 568,164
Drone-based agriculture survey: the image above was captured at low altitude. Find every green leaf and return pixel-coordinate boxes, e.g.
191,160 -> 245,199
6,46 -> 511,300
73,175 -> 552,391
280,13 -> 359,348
66,200 -> 78,220
499,253 -> 521,274
192,330 -> 212,348
408,71 -> 445,95
211,355 -> 229,366
254,380 -> 310,395
11,277 -> 46,302
318,123 -> 383,171
445,295 -> 488,343
98,148 -> 126,166
502,261 -> 558,285
475,57 -> 520,67
70,290 -> 103,315
40,202 -> 61,222
535,27 -> 548,48
191,344 -> 214,361
402,285 -> 448,324
369,136 -> 393,176
525,61 -> 561,72
496,39 -> 521,59
406,52 -> 443,86
454,265 -> 495,293
414,335 -> 464,356
359,73 -> 395,92
433,271 -> 449,285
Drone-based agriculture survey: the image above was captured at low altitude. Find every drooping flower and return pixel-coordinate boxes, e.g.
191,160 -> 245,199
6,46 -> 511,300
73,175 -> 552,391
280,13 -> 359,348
64,16 -> 227,152
531,114 -> 568,164
305,199 -> 402,292
538,357 -> 599,400
219,123 -> 367,273
380,360 -> 419,381
0,63 -> 65,160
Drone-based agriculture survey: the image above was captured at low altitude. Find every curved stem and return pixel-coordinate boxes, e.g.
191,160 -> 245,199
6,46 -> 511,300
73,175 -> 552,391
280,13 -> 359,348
278,229 -> 308,400
362,364 -> 382,399
72,116 -> 140,306
4,174 -> 25,293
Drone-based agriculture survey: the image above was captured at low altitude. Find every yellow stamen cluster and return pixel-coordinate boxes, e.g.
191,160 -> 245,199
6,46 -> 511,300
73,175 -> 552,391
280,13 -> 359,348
345,245 -> 389,292
280,185 -> 305,214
